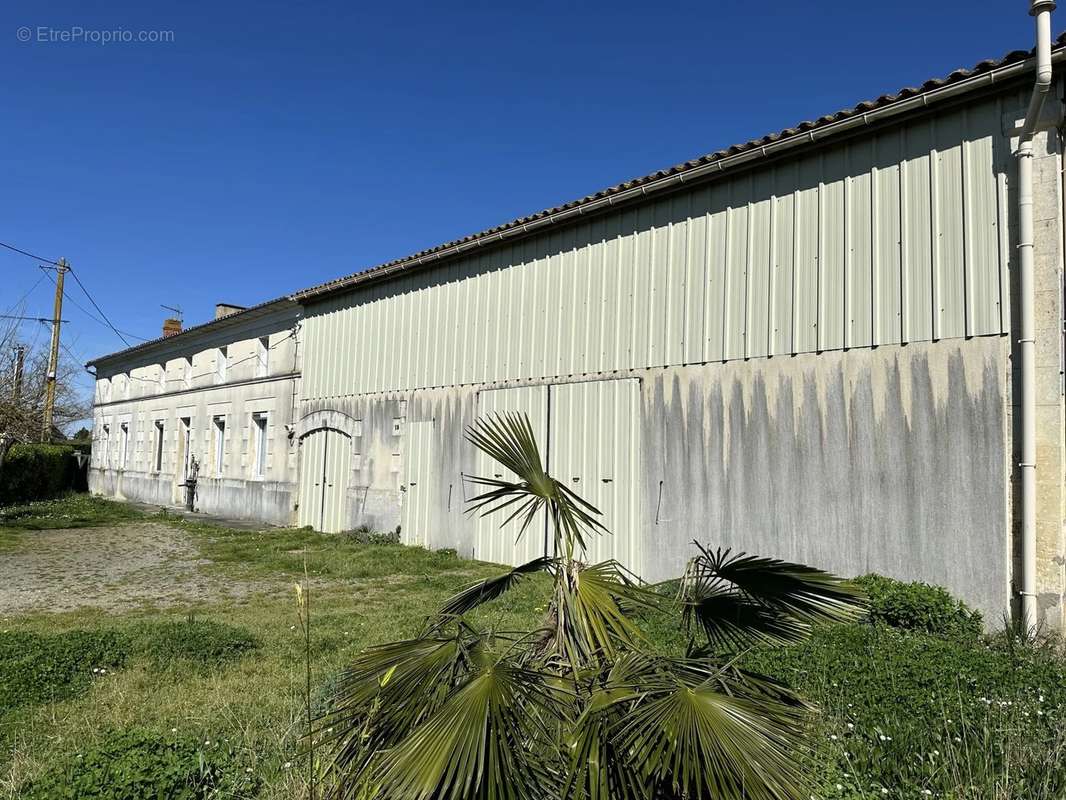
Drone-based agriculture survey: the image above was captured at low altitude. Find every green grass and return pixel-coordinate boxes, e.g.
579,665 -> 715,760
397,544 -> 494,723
0,494 -> 143,539
0,498 -> 543,799
2,495 -> 1064,800
744,623 -> 1066,799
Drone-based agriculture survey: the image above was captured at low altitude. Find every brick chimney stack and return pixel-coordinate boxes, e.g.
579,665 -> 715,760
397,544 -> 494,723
162,318 -> 182,337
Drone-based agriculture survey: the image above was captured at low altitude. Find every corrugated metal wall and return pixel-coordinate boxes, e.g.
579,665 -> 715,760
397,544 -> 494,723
401,420 -> 437,547
469,380 -> 642,570
549,379 -> 642,572
473,385 -> 549,566
303,94 -> 1012,400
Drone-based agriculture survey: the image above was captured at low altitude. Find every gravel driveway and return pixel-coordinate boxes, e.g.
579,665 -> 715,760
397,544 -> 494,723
0,522 -> 267,615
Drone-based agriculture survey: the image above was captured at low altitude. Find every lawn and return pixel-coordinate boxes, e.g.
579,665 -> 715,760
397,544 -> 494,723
0,495 -> 546,798
1,495 -> 1064,799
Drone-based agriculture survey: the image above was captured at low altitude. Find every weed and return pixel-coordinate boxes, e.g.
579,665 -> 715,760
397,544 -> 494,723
18,728 -> 260,799
0,630 -> 126,710
122,617 -> 259,669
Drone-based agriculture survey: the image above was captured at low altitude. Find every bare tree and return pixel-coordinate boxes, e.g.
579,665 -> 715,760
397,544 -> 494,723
0,315 -> 91,447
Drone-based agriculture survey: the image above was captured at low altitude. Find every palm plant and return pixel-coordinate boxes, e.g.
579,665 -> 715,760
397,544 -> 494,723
323,412 -> 863,800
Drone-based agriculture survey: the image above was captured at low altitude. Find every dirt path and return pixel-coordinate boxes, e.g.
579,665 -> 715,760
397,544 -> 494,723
0,522 -> 273,615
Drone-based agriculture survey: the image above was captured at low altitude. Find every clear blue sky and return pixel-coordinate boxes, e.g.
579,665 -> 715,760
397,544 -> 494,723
0,0 -> 1037,396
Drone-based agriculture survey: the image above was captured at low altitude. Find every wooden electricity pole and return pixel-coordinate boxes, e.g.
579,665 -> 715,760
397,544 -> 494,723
41,258 -> 68,442
11,345 -> 25,403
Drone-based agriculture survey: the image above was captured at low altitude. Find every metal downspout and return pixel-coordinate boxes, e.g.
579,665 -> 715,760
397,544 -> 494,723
1019,0 -> 1056,629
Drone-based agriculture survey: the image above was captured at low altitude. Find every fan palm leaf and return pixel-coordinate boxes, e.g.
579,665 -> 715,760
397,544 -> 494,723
370,659 -> 567,800
606,655 -> 811,800
465,413 -> 605,556
549,560 -> 659,668
439,556 -> 555,617
679,544 -> 863,648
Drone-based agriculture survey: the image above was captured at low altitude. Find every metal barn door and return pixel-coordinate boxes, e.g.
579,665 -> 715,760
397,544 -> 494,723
298,428 -> 351,532
402,420 -> 436,548
549,379 -> 642,575
473,385 -> 549,566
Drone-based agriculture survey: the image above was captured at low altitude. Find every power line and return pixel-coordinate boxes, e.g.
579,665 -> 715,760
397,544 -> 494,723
124,331 -> 296,384
0,240 -> 61,266
66,268 -> 131,348
2,238 -> 146,346
0,314 -> 68,324
2,272 -> 47,318
39,266 -> 149,343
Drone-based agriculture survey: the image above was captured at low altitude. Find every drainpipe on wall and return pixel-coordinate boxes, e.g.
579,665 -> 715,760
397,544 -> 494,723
1018,0 -> 1056,629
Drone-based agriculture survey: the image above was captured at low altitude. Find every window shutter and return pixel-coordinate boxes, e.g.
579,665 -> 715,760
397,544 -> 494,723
223,417 -> 231,473
265,419 -> 274,473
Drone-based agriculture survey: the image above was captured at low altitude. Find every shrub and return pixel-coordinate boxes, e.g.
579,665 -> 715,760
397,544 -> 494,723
19,729 -> 260,799
0,444 -> 83,505
853,573 -> 983,639
124,618 -> 259,668
742,623 -> 1066,798
342,525 -> 400,544
0,630 -> 126,709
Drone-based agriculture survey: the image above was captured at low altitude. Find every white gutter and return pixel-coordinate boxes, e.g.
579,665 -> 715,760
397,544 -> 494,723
1018,0 -> 1056,629
298,43 -> 1066,301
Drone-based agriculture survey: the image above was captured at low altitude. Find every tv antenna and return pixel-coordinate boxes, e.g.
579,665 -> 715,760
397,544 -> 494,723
161,303 -> 183,322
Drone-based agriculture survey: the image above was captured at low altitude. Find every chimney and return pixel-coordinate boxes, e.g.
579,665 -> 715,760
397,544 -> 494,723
162,318 -> 182,337
215,303 -> 246,320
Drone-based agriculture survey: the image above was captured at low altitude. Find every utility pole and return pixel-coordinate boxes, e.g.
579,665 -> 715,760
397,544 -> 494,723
41,258 -> 68,442
11,345 -> 25,403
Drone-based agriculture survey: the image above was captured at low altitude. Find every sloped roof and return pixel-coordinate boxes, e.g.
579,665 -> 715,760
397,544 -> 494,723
86,296 -> 298,368
292,32 -> 1066,301
89,32 -> 1064,366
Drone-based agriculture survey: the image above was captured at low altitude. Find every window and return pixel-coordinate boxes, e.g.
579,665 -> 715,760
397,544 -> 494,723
101,424 -> 111,467
119,422 -> 129,470
216,346 -> 228,383
180,417 -> 192,480
213,415 -> 226,477
158,363 -> 167,392
252,413 -> 268,478
153,421 -> 165,472
256,337 -> 269,378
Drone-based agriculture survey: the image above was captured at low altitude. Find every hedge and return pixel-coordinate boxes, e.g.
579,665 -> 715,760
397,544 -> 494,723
0,443 -> 87,505
853,572 -> 984,639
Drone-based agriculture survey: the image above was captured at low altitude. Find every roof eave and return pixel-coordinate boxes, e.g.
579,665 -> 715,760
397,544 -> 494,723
294,42 -> 1065,304
86,297 -> 298,369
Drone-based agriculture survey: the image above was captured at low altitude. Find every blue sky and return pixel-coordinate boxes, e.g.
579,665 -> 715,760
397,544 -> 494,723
0,0 -> 1036,398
